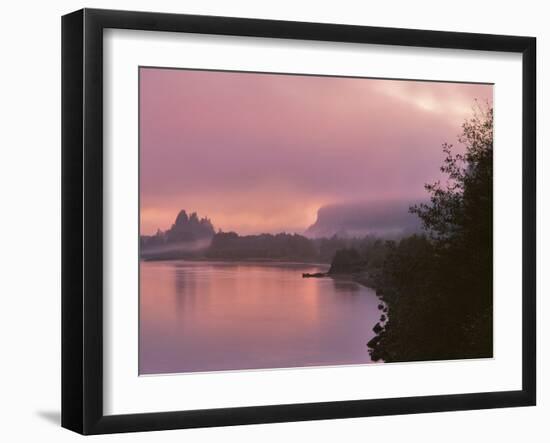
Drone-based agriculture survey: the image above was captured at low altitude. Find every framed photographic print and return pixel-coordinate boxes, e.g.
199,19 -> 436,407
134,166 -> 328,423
61,8 -> 536,434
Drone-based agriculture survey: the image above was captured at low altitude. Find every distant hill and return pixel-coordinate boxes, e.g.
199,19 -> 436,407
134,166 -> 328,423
304,201 -> 422,239
140,203 -> 424,261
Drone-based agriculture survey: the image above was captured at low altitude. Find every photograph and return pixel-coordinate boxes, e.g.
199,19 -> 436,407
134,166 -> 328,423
138,67 -> 494,375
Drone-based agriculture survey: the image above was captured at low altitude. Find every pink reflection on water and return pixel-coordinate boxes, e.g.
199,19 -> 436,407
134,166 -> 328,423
139,261 -> 381,374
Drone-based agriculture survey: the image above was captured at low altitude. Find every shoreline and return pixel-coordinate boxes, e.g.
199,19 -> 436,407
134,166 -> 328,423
141,257 -> 331,267
303,270 -> 377,289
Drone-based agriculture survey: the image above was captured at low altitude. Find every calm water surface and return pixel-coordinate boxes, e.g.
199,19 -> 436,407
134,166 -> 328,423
140,260 -> 382,374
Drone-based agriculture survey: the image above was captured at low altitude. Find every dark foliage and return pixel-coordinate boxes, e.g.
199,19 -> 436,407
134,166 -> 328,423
206,232 -> 318,261
325,104 -> 493,362
367,103 -> 493,362
328,248 -> 364,274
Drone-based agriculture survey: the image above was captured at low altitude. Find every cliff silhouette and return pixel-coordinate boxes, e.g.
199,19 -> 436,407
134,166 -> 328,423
304,200 -> 422,239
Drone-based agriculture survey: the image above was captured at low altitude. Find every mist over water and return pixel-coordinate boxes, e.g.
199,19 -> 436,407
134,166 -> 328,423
139,260 -> 381,374
140,238 -> 213,258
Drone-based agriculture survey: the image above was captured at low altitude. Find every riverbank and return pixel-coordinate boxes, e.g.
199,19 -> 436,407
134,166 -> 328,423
303,269 -> 378,290
141,255 -> 331,265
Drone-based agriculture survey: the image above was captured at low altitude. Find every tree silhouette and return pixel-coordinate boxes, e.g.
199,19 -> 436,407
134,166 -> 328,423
368,103 -> 493,362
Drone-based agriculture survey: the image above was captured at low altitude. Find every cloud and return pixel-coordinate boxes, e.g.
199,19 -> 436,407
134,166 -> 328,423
139,68 -> 493,235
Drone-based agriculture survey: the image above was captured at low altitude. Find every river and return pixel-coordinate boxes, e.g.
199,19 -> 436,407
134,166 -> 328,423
140,260 -> 382,374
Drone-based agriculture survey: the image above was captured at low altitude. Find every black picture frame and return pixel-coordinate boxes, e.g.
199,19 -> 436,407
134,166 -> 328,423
61,8 -> 536,435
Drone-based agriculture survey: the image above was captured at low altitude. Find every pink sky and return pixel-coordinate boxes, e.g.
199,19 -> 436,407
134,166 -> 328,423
140,68 -> 492,235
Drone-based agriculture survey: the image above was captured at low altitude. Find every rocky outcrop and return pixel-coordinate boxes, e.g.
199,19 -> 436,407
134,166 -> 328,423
140,209 -> 215,254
